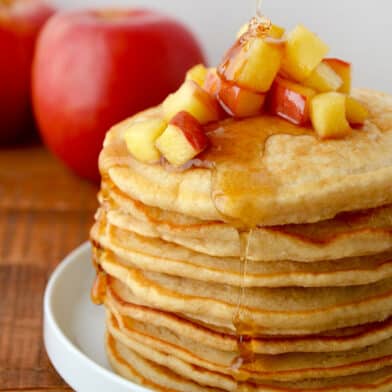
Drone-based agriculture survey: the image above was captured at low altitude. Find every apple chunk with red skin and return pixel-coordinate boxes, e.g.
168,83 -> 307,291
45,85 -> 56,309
268,77 -> 316,125
303,62 -> 342,92
0,0 -> 55,144
218,35 -> 285,93
32,9 -> 205,182
324,58 -> 352,94
217,80 -> 266,118
155,111 -> 209,167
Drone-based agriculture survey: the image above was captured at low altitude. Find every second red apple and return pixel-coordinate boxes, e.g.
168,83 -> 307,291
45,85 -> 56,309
0,0 -> 55,144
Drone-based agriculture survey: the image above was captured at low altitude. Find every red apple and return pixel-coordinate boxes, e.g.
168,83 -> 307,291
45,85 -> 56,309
268,77 -> 316,125
0,0 -> 55,144
32,9 -> 205,182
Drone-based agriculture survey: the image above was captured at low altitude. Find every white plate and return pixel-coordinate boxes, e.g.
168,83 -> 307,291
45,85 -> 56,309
43,242 -> 151,392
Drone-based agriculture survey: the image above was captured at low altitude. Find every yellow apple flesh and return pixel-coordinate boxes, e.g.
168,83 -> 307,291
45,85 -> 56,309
124,118 -> 167,163
282,25 -> 329,82
156,111 -> 209,166
163,80 -> 220,124
310,92 -> 351,139
218,36 -> 284,93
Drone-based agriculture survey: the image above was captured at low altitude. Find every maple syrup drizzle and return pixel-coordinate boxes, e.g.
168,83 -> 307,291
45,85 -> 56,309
256,0 -> 263,18
202,116 -> 312,227
202,117 -> 312,385
220,7 -> 273,372
230,229 -> 255,382
248,0 -> 272,39
202,117 -> 311,387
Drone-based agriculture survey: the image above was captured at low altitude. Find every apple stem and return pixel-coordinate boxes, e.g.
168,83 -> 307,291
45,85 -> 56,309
95,9 -> 129,20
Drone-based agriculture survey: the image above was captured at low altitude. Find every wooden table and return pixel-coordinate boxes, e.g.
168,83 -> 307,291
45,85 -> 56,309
0,143 -> 98,391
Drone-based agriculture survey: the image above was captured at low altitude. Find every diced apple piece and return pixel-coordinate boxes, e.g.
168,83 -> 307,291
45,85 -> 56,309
203,68 -> 221,96
217,81 -> 266,118
310,92 -> 351,139
281,25 -> 329,82
269,24 -> 286,39
236,22 -> 285,39
303,62 -> 342,92
268,77 -> 316,125
186,64 -> 208,87
346,96 -> 369,125
155,111 -> 209,167
124,118 -> 167,163
324,58 -> 352,94
163,80 -> 220,124
218,36 -> 284,93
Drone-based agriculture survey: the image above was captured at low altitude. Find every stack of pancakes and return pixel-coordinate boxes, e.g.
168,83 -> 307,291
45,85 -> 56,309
91,89 -> 392,391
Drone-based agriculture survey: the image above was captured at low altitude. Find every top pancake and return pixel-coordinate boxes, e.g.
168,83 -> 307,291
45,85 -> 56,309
100,89 -> 392,226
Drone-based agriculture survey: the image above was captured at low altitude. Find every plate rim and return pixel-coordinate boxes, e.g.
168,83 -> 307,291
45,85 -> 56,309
43,241 -> 150,392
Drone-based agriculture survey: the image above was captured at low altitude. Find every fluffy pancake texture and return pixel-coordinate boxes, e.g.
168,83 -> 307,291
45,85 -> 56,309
100,89 -> 392,227
91,89 -> 392,390
106,333 -> 392,392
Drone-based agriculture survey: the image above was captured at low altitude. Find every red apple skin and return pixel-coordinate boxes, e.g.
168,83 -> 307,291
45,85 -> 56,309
0,0 -> 55,144
324,58 -> 351,70
32,9 -> 206,182
170,111 -> 209,151
323,58 -> 351,93
268,78 -> 315,125
217,80 -> 266,118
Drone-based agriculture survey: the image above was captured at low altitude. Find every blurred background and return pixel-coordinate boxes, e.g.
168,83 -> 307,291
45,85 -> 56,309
0,1 -> 391,391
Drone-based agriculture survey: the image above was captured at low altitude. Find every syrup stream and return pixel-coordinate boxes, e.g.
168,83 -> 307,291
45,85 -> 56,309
229,1 -> 270,385
256,0 -> 265,20
230,229 -> 255,382
249,0 -> 272,38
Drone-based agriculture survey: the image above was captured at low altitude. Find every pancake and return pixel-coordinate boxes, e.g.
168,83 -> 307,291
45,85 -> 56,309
107,310 -> 392,382
106,287 -> 392,354
106,333 -> 392,392
100,262 -> 392,335
99,89 -> 392,227
100,183 -> 392,262
95,84 -> 392,390
106,333 -> 221,392
91,217 -> 392,288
